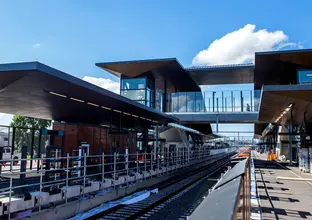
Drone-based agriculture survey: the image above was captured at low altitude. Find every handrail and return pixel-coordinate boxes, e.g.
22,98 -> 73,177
0,147 -> 237,219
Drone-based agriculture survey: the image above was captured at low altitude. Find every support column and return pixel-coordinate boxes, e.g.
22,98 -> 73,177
216,112 -> 219,133
289,109 -> 293,166
155,125 -> 159,161
30,129 -> 35,170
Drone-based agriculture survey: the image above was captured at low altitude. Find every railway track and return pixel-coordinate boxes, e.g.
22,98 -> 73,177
91,157 -> 231,220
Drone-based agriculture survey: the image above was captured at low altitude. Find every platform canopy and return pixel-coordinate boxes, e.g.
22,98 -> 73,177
96,58 -> 200,92
0,62 -> 178,128
254,49 -> 312,89
254,123 -> 269,136
258,84 -> 312,126
185,64 -> 254,85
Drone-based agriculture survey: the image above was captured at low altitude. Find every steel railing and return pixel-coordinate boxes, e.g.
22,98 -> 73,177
0,147 -> 236,219
168,90 -> 261,113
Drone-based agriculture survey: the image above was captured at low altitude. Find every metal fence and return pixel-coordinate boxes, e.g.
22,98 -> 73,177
0,146 -> 234,219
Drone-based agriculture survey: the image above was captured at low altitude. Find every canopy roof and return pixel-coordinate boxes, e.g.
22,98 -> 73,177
254,49 -> 312,89
96,58 -> 200,92
186,64 -> 254,85
0,62 -> 178,128
168,123 -> 204,135
258,84 -> 312,126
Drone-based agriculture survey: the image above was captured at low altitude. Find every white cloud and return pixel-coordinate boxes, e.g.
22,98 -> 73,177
32,43 -> 41,48
192,24 -> 302,65
83,76 -> 120,94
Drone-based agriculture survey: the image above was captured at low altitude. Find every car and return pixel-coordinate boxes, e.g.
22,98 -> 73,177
1,146 -> 21,165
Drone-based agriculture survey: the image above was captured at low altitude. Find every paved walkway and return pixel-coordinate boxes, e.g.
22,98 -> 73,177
253,151 -> 312,220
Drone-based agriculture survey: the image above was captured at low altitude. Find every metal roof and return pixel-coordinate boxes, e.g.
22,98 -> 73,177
0,62 -> 178,127
96,58 -> 177,78
255,48 -> 312,55
186,64 -> 254,86
168,123 -> 203,135
258,84 -> 312,125
96,58 -> 200,92
185,63 -> 254,71
254,49 -> 312,89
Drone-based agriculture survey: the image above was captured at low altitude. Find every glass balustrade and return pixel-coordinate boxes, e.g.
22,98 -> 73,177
168,90 -> 259,113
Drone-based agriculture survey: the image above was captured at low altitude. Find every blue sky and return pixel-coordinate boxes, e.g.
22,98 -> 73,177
1,0 -> 311,80
0,1 -> 311,132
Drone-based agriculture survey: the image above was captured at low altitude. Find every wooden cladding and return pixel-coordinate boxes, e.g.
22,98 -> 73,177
53,123 -> 137,155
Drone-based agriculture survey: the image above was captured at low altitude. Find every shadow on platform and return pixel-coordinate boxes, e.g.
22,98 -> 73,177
254,159 -> 290,170
261,207 -> 312,219
258,185 -> 289,191
259,195 -> 300,203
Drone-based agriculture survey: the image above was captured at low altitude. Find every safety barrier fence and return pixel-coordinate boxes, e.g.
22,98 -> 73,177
0,147 -> 234,219
168,90 -> 260,113
189,155 -> 250,220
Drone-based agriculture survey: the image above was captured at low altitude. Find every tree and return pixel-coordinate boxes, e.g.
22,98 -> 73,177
10,115 -> 51,154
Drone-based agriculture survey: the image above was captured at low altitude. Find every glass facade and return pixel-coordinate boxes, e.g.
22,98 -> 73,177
253,90 -> 261,112
120,77 -> 155,108
121,78 -> 146,90
169,90 -> 257,113
297,70 -> 312,84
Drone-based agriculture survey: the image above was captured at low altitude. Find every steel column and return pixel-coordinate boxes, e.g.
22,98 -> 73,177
289,109 -> 293,166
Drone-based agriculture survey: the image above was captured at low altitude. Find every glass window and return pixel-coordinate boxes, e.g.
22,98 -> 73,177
121,78 -> 146,90
187,92 -> 195,112
178,93 -> 187,112
136,100 -> 145,105
223,91 -> 232,112
254,90 -> 261,112
298,70 -> 312,84
195,92 -> 204,112
121,90 -> 145,100
171,93 -> 178,112
242,90 -> 252,112
204,92 -> 213,112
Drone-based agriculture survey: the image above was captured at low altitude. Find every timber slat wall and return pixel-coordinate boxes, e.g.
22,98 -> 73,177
53,123 -> 136,155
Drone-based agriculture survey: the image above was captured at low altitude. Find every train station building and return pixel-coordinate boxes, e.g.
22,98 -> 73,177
0,48 -> 311,218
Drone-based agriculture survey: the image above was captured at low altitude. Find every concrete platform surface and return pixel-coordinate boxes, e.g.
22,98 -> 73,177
253,151 -> 312,220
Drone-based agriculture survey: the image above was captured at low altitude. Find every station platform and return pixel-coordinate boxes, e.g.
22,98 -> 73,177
252,151 -> 312,220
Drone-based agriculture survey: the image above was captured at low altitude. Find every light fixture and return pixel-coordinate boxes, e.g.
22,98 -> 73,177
70,97 -> 84,103
100,124 -> 110,128
87,102 -> 99,107
132,114 -> 139,118
101,106 -> 111,110
49,91 -> 67,98
113,109 -> 122,113
274,103 -> 294,123
123,112 -> 131,116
